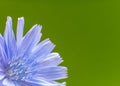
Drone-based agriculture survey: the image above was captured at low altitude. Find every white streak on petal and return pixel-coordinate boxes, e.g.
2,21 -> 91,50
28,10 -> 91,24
0,72 -> 5,80
2,78 -> 15,86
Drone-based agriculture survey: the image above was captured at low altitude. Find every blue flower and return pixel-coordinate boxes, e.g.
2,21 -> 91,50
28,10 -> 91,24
0,16 -> 67,86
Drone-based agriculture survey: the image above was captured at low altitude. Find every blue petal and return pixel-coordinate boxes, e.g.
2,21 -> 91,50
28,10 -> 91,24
0,63 -> 4,72
0,34 -> 8,64
18,81 -> 41,86
16,17 -> 24,47
18,24 -> 42,58
2,78 -> 15,86
25,77 -> 66,86
28,53 -> 63,71
36,66 -> 67,80
24,39 -> 55,66
32,39 -> 55,59
26,66 -> 67,81
4,16 -> 17,61
0,72 -> 5,80
39,53 -> 63,67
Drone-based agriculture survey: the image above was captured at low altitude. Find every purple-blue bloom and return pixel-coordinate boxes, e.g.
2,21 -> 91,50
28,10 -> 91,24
0,16 -> 67,86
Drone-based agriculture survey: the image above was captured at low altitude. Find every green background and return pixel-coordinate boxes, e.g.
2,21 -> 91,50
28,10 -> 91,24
0,0 -> 120,86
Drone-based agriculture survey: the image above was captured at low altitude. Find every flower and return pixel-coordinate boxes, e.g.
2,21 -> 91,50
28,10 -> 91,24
0,16 -> 67,86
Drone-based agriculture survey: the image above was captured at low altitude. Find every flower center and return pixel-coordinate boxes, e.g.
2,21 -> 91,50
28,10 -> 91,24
6,60 -> 26,81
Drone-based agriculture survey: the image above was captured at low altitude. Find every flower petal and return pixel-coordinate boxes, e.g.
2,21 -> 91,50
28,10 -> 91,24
16,17 -> 24,47
2,78 -> 15,86
32,39 -> 55,59
18,24 -> 42,57
36,66 -> 67,80
4,16 -> 17,61
40,52 -> 63,67
0,34 -> 8,64
25,77 -> 66,86
27,66 -> 67,81
28,53 -> 63,71
24,39 -> 55,66
0,72 -> 5,80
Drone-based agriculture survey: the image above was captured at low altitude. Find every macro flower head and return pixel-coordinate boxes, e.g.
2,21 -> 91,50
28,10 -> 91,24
0,16 -> 67,86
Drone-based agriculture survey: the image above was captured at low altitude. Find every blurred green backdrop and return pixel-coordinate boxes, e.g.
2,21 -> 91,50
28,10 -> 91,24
0,0 -> 120,86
